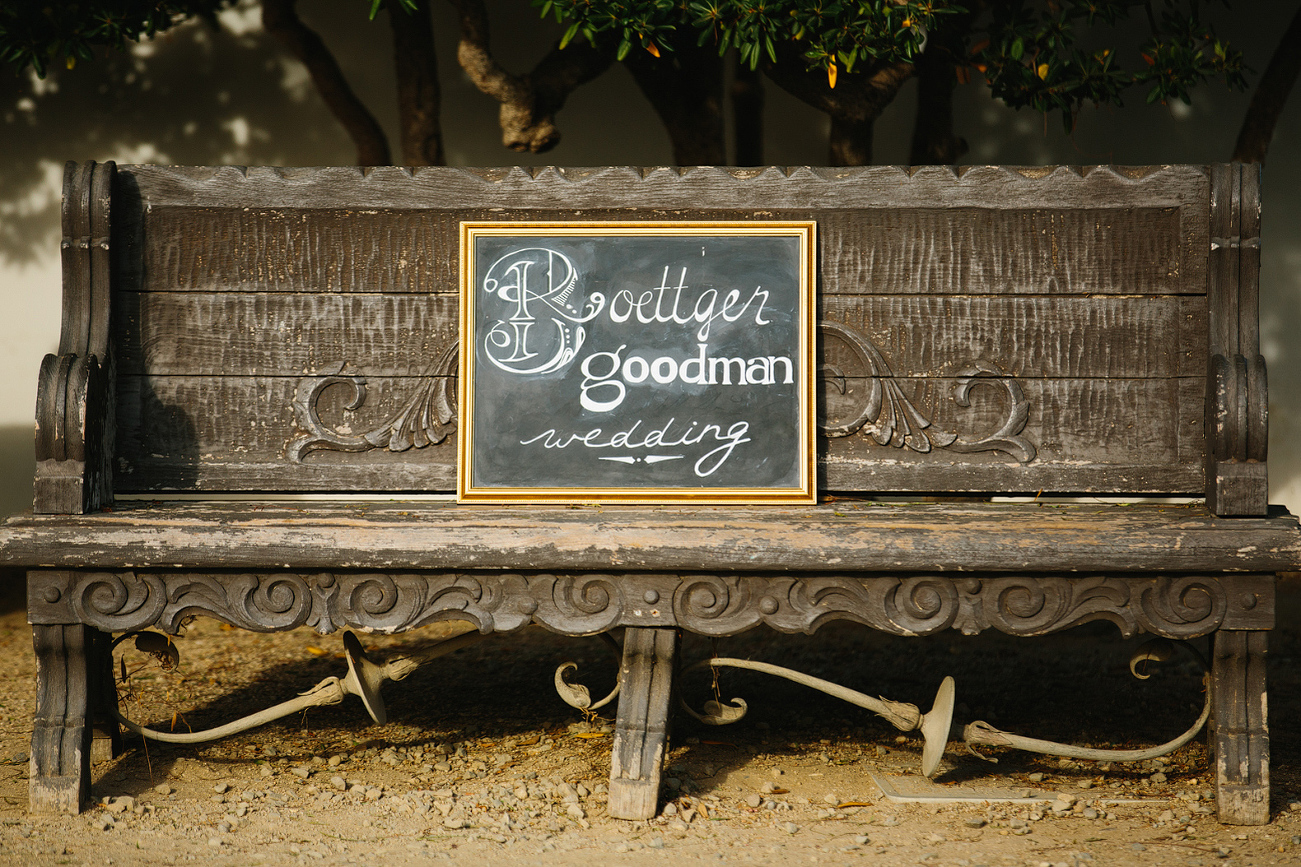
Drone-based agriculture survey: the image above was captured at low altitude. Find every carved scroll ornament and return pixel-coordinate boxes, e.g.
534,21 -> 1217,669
287,322 -> 1035,463
288,344 -> 458,461
818,320 -> 1035,462
31,570 -> 1262,640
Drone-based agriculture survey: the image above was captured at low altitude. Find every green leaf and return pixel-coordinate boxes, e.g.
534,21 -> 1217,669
616,37 -> 632,61
559,22 -> 581,49
1010,38 -> 1024,61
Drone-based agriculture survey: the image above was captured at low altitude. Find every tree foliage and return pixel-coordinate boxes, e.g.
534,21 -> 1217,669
0,1 -> 234,77
540,1 -> 1247,131
0,1 -> 1270,168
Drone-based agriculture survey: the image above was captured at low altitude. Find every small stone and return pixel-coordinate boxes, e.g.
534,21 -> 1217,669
760,781 -> 779,794
853,835 -> 870,845
823,794 -> 840,805
647,835 -> 665,849
744,795 -> 762,808
443,818 -> 467,830
783,822 -> 800,835
1150,772 -> 1168,784
770,768 -> 784,777
214,783 -> 230,794
1082,807 -> 1099,820
291,766 -> 311,779
1158,809 -> 1175,823
1028,773 -> 1045,783
1078,780 -> 1094,790
217,822 -> 231,833
106,796 -> 133,814
208,837 -> 223,848
260,765 -> 274,778
154,784 -> 173,796
566,803 -> 586,821
965,818 -> 987,828
662,802 -> 677,817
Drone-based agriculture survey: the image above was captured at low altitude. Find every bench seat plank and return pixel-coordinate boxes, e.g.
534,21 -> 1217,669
4,501 -> 1297,574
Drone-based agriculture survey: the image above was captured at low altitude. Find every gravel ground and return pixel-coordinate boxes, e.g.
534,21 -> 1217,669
2,573 -> 1301,866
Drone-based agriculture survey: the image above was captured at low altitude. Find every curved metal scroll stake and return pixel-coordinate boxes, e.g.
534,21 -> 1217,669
113,628 -> 488,743
963,639 -> 1210,763
554,633 -> 624,712
682,657 -> 955,778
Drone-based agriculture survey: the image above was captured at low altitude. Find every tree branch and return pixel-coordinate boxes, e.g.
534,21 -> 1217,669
389,0 -> 444,166
622,41 -> 726,165
262,0 -> 391,166
1232,4 -> 1301,164
909,23 -> 969,165
447,0 -> 611,153
761,51 -> 914,165
731,56 -> 765,166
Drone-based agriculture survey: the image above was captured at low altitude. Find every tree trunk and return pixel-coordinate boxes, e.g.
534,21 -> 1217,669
389,0 -> 444,166
731,57 -> 764,166
262,0 -> 391,166
623,42 -> 726,166
829,116 -> 874,166
1232,4 -> 1301,164
908,26 -> 968,165
449,0 -> 610,154
761,51 -> 913,167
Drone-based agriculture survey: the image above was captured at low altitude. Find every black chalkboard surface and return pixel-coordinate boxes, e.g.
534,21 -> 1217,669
458,222 -> 816,503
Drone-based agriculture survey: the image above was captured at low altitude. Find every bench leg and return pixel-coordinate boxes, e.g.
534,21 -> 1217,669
30,624 -> 95,813
1211,629 -> 1269,824
608,627 -> 677,820
87,627 -> 123,764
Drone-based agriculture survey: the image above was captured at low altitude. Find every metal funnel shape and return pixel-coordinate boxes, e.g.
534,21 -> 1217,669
919,676 -> 955,778
342,630 -> 390,725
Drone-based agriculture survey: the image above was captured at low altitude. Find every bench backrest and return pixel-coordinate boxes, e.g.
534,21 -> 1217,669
36,163 -> 1267,514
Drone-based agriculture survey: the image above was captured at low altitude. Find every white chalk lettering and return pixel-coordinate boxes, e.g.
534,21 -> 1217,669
518,417 -> 752,477
579,343 -> 794,412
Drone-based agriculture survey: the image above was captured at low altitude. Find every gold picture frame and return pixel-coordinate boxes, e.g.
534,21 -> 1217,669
458,221 -> 817,504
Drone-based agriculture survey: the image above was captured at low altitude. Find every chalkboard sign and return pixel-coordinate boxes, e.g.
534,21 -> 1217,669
458,222 -> 816,503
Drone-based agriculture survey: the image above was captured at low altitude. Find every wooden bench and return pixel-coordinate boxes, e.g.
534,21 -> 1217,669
2,161 -> 1299,824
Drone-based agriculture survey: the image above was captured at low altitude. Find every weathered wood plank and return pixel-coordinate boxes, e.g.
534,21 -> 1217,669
114,293 -> 1204,379
120,204 -> 1199,298
22,568 -> 1275,640
116,164 -> 1213,213
4,502 -> 1299,574
113,374 -> 1205,494
114,292 -> 459,377
821,296 -> 1206,379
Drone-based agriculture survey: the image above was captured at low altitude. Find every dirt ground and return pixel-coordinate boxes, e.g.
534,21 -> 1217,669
2,573 -> 1300,867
